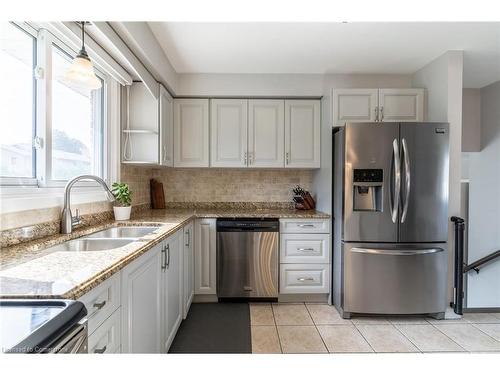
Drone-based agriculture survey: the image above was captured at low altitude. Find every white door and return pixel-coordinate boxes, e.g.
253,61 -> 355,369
194,219 -> 217,295
210,99 -> 248,167
162,230 -> 183,352
248,100 -> 285,168
183,221 -> 194,319
285,100 -> 321,168
174,99 -> 210,167
160,85 -> 174,167
121,244 -> 162,353
332,89 -> 379,126
378,88 -> 424,122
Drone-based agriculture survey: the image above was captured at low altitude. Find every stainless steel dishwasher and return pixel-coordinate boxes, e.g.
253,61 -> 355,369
217,219 -> 279,300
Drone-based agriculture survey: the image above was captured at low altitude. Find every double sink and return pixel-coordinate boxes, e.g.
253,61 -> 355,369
48,226 -> 160,252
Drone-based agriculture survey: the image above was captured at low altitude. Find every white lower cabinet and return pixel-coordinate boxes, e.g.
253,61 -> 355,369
183,221 -> 194,318
280,264 -> 330,294
279,219 -> 331,296
162,229 -> 183,353
88,308 -> 121,354
194,219 -> 217,295
121,243 -> 163,353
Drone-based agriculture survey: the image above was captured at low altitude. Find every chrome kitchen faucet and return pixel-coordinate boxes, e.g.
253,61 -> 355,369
61,175 -> 116,234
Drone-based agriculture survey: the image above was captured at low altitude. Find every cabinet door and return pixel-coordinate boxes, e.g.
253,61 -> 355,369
333,89 -> 378,126
183,221 -> 194,319
248,100 -> 285,168
121,244 -> 162,353
162,231 -> 183,352
160,85 -> 174,167
378,89 -> 424,122
210,99 -> 248,168
174,99 -> 210,167
285,100 -> 320,168
194,219 -> 217,295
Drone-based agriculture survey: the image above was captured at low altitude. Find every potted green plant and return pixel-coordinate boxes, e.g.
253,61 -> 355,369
112,182 -> 132,220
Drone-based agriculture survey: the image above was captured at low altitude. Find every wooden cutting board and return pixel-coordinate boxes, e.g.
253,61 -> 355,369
150,179 -> 165,209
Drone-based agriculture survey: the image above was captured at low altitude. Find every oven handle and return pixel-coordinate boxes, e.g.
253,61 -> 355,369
351,247 -> 444,256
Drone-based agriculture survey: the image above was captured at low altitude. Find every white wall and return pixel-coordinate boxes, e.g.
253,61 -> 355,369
177,73 -> 324,97
466,80 -> 500,308
412,51 -> 464,305
462,89 -> 482,152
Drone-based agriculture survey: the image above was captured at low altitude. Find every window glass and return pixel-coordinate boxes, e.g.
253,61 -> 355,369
0,22 -> 36,178
51,45 -> 103,180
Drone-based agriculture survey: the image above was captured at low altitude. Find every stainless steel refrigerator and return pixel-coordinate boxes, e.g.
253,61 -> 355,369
333,122 -> 450,318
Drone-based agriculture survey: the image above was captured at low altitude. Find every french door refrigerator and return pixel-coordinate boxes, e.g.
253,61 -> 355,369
332,122 -> 450,318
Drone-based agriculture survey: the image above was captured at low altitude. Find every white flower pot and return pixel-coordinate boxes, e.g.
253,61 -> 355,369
113,206 -> 131,221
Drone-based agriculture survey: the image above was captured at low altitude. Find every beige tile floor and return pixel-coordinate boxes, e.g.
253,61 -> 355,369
249,303 -> 500,354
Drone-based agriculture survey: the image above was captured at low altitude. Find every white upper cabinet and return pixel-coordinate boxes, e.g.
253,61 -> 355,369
248,100 -> 285,168
210,99 -> 248,168
333,89 -> 379,126
160,85 -> 174,167
174,99 -> 210,167
122,83 -> 161,164
378,88 -> 424,122
333,88 -> 425,126
285,100 -> 321,168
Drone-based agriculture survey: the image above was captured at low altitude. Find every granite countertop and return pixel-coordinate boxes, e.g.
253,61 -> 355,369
0,208 -> 329,300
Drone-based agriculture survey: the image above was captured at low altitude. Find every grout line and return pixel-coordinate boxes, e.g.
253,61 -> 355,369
471,323 -> 500,344
351,323 -> 376,353
305,303 -> 330,353
431,322 -> 469,352
391,322 -> 423,354
270,302 -> 284,354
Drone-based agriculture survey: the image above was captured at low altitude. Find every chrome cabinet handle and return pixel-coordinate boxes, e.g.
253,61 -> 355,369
375,106 -> 379,122
391,138 -> 401,223
161,245 -> 166,270
380,106 -> 384,121
298,224 -> 315,228
166,243 -> 170,269
249,152 -> 253,165
297,277 -> 315,282
401,138 -> 411,223
185,229 -> 190,247
286,152 -> 290,165
93,301 -> 106,310
244,152 -> 248,165
297,248 -> 315,252
351,247 -> 443,256
94,345 -> 107,354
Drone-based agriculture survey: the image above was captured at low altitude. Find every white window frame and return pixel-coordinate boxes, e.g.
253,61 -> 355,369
0,22 -> 121,213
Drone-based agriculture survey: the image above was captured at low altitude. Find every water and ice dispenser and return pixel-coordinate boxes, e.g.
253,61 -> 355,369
353,169 -> 383,212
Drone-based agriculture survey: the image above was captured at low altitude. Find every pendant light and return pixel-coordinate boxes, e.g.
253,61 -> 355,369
64,21 -> 102,90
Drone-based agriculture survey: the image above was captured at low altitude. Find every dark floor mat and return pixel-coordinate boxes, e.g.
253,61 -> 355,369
169,302 -> 251,353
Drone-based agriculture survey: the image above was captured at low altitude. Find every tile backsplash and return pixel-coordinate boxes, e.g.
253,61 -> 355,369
0,165 -> 313,231
147,168 -> 313,203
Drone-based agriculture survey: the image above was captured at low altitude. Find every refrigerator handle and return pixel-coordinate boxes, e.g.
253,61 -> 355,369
391,138 -> 401,223
401,138 -> 411,223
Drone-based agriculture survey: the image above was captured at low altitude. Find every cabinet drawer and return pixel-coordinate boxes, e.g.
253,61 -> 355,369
280,264 -> 330,294
280,219 -> 329,234
88,308 -> 121,354
280,234 -> 330,263
79,273 -> 120,335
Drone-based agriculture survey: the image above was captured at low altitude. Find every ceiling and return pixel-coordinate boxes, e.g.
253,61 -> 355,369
149,22 -> 500,88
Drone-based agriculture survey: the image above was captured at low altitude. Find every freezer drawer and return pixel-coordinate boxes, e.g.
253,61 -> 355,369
343,242 -> 447,314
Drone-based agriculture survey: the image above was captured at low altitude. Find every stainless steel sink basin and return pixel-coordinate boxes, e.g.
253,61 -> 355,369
84,226 -> 159,239
49,238 -> 134,252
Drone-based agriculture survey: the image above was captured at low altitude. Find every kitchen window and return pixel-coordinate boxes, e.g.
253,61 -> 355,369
0,22 -> 37,184
0,22 -> 109,189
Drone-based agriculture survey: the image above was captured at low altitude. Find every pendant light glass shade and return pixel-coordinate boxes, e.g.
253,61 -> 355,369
64,22 -> 102,91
